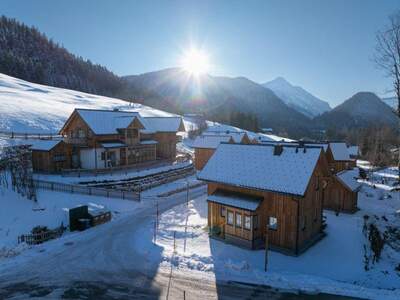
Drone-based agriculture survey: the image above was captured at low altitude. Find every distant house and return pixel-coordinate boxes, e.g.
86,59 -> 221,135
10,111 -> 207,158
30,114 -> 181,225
198,143 -> 330,255
324,168 -> 361,213
192,135 -> 234,170
347,145 -> 360,160
325,142 -> 355,173
59,108 -> 185,170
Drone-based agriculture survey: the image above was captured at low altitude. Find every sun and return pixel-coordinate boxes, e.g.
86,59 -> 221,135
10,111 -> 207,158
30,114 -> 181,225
180,48 -> 210,76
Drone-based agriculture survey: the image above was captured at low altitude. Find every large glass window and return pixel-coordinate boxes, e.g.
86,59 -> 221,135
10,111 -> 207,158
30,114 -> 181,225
235,212 -> 242,228
244,215 -> 251,230
220,206 -> 226,217
227,211 -> 234,225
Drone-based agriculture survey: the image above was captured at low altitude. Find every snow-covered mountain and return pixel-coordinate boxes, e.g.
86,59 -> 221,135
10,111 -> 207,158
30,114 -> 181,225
0,73 -> 181,133
263,77 -> 331,118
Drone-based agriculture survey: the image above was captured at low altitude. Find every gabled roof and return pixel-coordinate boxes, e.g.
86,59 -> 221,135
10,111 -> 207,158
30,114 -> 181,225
74,109 -> 144,135
203,131 -> 247,143
198,143 -> 322,196
4,139 -> 62,151
329,142 -> 350,161
336,168 -> 362,192
193,135 -> 233,149
347,145 -> 360,157
207,189 -> 263,211
140,117 -> 185,134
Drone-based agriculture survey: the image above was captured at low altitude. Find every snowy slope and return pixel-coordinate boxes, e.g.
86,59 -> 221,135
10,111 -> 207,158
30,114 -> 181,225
0,73 -> 186,133
263,77 -> 331,118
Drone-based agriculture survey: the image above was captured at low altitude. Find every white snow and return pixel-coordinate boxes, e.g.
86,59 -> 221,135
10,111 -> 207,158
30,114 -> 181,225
208,190 -> 262,211
0,138 -> 62,151
336,168 -> 362,191
0,72 -> 194,134
192,135 -> 232,149
329,142 -> 351,161
198,144 -> 322,196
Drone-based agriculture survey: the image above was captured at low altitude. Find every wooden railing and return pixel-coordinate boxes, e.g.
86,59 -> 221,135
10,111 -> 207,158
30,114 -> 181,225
0,131 -> 62,140
33,179 -> 140,201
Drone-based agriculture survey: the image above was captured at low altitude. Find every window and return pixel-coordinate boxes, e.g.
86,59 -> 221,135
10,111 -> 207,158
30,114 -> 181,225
235,212 -> 242,228
101,152 -> 106,161
227,211 -> 234,225
78,129 -> 85,138
53,154 -> 66,162
244,215 -> 251,230
220,206 -> 226,217
127,129 -> 138,138
253,215 -> 258,230
268,216 -> 277,230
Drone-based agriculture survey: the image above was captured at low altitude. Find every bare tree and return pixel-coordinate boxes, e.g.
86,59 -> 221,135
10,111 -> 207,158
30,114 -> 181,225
375,12 -> 400,182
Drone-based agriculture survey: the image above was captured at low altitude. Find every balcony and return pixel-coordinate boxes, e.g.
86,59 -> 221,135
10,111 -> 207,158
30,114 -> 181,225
64,137 -> 89,146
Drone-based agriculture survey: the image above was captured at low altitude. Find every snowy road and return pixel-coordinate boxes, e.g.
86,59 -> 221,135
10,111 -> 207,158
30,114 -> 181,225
0,186 -> 356,299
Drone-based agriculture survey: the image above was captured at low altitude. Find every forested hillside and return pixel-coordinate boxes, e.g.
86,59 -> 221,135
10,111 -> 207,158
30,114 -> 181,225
0,16 -> 123,96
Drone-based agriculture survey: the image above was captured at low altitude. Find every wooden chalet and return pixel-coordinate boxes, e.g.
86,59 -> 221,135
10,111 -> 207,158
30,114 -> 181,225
197,143 -> 330,255
59,108 -> 185,170
7,139 -> 72,173
193,132 -> 250,170
323,168 -> 361,213
325,142 -> 356,173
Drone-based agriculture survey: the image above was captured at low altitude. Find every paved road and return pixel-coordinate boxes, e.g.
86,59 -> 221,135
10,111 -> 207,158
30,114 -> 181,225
0,186 -> 358,299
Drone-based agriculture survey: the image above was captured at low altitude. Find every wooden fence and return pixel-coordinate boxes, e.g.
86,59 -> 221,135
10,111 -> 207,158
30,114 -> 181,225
0,131 -> 62,140
33,179 -> 140,201
18,226 -> 64,245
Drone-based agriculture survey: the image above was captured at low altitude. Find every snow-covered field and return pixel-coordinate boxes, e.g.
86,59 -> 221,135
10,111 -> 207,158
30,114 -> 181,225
133,167 -> 400,299
0,73 -> 196,133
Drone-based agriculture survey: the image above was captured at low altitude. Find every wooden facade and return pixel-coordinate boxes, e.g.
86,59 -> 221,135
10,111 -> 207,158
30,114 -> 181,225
31,141 -> 72,173
58,109 -> 182,170
195,148 -> 216,170
323,177 -> 358,213
325,146 -> 355,173
206,151 -> 329,255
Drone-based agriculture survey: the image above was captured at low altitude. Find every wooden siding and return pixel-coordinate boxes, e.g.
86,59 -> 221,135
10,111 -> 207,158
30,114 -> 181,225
32,142 -> 72,173
323,177 -> 358,213
194,148 -> 216,170
325,147 -> 353,174
206,151 -> 329,254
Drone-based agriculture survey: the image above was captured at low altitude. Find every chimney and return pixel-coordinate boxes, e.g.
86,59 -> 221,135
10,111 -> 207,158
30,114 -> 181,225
273,144 -> 283,156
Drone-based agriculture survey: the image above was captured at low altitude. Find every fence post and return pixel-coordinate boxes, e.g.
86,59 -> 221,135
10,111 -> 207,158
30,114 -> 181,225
71,185 -> 74,193
51,182 -> 54,191
89,187 -> 92,195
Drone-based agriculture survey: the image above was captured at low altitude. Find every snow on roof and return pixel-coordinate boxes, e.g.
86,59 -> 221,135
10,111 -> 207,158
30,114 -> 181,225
203,131 -> 246,143
336,168 -> 361,192
2,138 -> 62,151
193,135 -> 232,149
347,146 -> 360,157
329,142 -> 350,161
198,143 -> 322,196
101,142 -> 126,149
140,117 -> 184,133
256,133 -> 294,143
305,143 -> 329,152
140,140 -> 158,145
76,109 -> 143,135
207,190 -> 263,211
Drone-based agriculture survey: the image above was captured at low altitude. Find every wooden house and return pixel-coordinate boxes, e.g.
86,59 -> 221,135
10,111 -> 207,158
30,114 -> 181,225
325,142 -> 355,173
197,143 -> 330,255
59,108 -> 185,170
323,168 -> 361,213
193,132 -> 251,170
10,139 -> 73,173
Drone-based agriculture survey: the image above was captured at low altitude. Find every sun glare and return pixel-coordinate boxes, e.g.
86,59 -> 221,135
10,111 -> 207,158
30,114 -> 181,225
180,48 -> 210,76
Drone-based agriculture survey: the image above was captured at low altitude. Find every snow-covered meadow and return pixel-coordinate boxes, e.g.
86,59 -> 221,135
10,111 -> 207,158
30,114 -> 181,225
133,167 -> 400,299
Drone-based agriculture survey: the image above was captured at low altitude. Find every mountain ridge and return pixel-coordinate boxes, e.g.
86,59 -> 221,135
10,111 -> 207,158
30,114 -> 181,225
263,77 -> 331,118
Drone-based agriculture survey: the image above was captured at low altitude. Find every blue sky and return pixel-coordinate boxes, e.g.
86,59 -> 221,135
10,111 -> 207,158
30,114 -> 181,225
1,0 -> 399,106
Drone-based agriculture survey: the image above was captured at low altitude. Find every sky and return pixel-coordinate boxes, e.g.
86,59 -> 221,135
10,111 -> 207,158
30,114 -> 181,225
0,0 -> 399,107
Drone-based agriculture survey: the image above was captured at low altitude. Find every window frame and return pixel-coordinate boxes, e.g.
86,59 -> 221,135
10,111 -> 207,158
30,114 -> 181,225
227,210 -> 234,226
244,215 -> 251,230
268,216 -> 278,230
235,212 -> 242,228
220,206 -> 226,218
